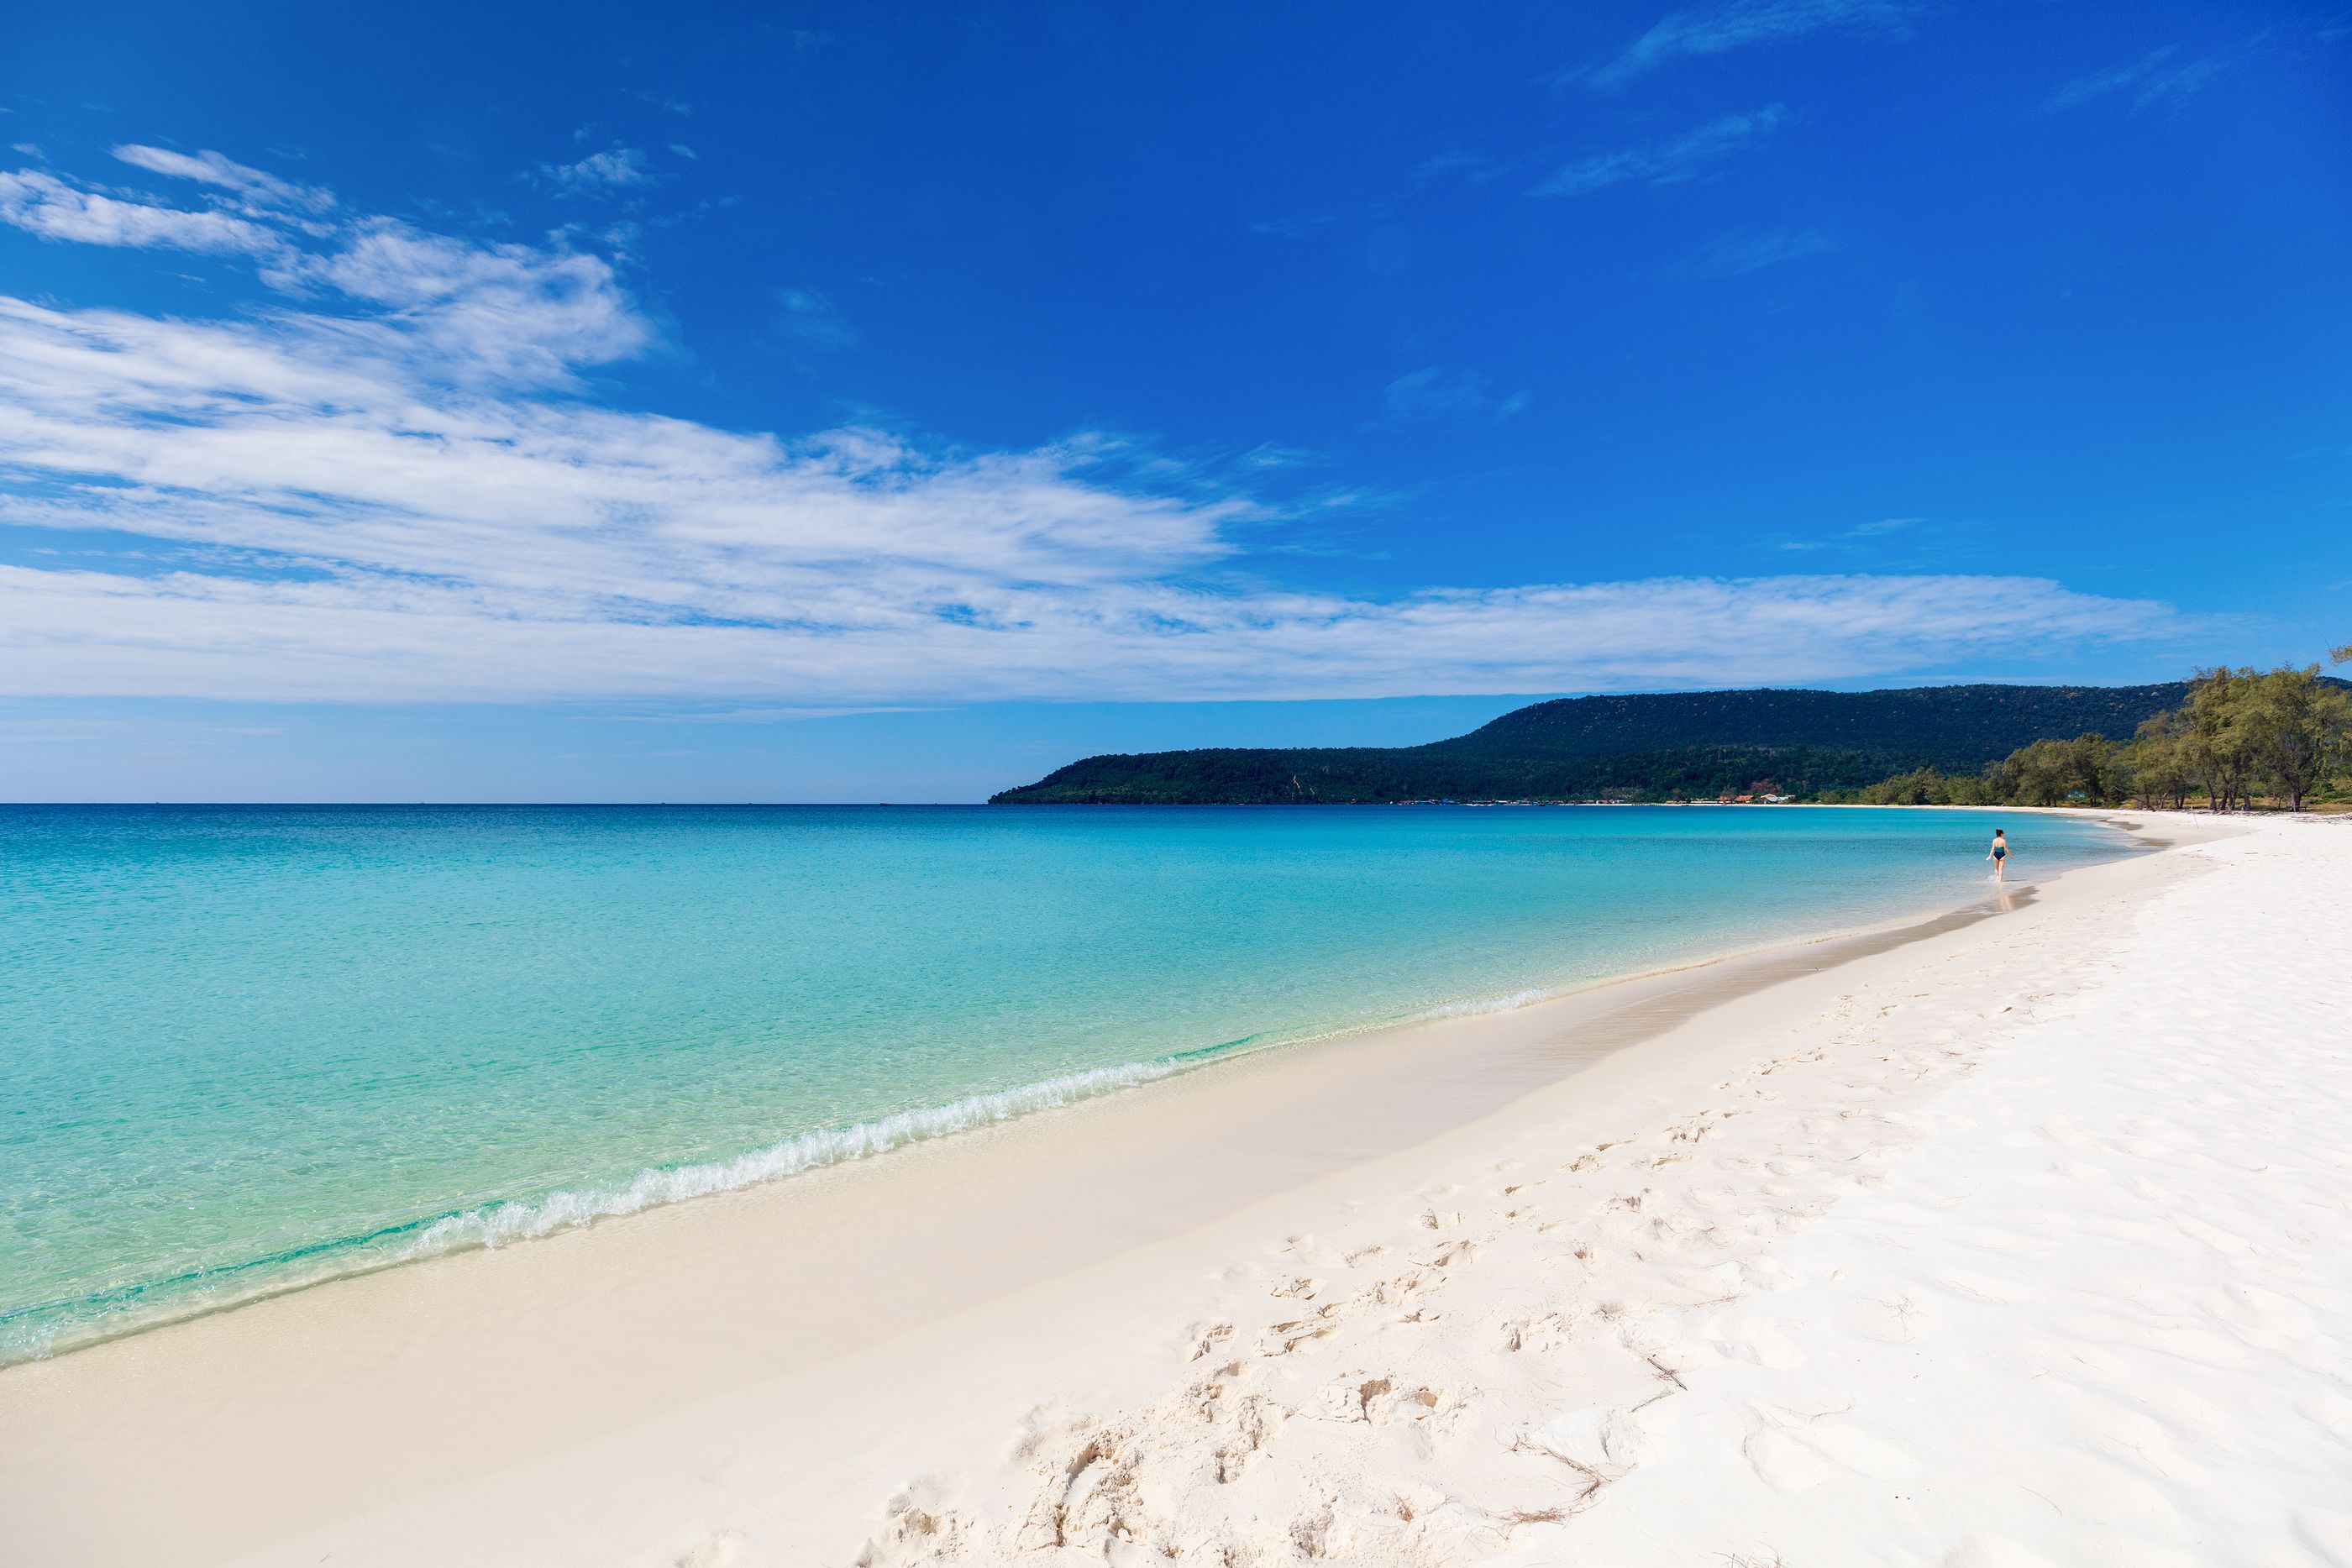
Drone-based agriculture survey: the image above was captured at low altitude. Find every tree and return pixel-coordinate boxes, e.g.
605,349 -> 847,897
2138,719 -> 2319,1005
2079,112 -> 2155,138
2121,709 -> 2196,810
2244,665 -> 2352,812
1989,732 -> 2122,806
2182,668 -> 2260,812
2333,643 -> 2351,666
1943,771 -> 2002,805
1857,767 -> 1949,805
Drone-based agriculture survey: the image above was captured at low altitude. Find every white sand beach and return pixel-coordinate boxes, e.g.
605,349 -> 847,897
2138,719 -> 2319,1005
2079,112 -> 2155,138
3,811 -> 2346,1567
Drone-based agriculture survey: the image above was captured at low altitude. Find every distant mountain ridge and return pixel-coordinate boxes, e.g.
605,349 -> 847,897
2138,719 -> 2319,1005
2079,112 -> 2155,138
989,684 -> 2199,804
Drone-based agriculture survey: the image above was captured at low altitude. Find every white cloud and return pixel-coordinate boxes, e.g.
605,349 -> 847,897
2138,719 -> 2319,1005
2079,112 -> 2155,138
111,143 -> 333,212
268,222 -> 652,385
2045,47 -> 2234,113
1532,106 -> 1789,197
1383,366 -> 1530,424
777,287 -> 858,352
0,148 -> 2183,707
538,146 -> 655,194
0,168 -> 279,254
1672,226 -> 1837,278
1596,0 -> 1919,84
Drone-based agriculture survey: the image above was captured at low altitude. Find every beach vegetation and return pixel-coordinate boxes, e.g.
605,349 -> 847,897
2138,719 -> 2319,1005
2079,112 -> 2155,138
2120,710 -> 2197,810
2242,663 -> 2352,812
1834,663 -> 2352,813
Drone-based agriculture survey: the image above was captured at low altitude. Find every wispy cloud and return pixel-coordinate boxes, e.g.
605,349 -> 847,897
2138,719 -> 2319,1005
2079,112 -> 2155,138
111,143 -> 333,213
1383,366 -> 1530,425
0,168 -> 280,254
1251,213 -> 1336,239
1531,105 -> 1789,197
1672,226 -> 1837,279
1595,0 -> 1919,85
537,146 -> 656,194
0,148 -> 2182,705
776,286 -> 858,352
2045,46 -> 2234,113
1780,516 -> 1919,550
1408,151 -> 1513,191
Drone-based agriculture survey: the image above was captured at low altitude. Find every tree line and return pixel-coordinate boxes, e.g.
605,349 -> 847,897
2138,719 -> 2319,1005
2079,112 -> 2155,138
1834,658 -> 2352,813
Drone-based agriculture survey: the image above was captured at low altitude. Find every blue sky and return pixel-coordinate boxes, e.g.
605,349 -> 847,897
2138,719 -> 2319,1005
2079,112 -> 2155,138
2,0 -> 2346,800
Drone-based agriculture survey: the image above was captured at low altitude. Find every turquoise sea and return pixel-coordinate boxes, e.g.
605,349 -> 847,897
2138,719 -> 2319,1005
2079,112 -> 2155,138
0,805 -> 2132,1362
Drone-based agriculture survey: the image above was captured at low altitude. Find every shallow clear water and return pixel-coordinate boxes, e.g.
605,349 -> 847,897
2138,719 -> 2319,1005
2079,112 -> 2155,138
0,804 -> 2129,1361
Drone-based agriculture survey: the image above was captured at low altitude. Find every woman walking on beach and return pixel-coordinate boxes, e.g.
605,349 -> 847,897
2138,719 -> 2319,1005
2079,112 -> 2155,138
1988,827 -> 2010,883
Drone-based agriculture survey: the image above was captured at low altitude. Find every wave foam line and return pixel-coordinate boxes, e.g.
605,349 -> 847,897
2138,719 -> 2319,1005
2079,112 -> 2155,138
5,973 -> 1608,1365
0,1053 -> 1200,1367
1410,986 -> 1553,1020
407,1054 -> 1193,1254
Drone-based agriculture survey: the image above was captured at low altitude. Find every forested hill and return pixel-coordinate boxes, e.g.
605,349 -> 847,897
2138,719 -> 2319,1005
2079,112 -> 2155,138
989,684 -> 2197,805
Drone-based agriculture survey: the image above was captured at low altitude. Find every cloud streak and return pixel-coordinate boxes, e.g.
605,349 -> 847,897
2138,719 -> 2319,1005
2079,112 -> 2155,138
0,168 -> 279,254
1595,0 -> 1919,84
1383,366 -> 1530,425
1531,106 -> 1789,197
538,146 -> 657,194
110,143 -> 333,213
2045,47 -> 2234,113
1672,226 -> 1837,278
0,149 -> 2182,706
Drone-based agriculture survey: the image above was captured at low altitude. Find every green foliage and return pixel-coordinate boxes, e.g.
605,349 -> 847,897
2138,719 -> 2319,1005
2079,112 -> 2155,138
1848,665 -> 2352,813
2241,664 -> 2352,811
2120,709 -> 2196,810
1987,733 -> 2124,807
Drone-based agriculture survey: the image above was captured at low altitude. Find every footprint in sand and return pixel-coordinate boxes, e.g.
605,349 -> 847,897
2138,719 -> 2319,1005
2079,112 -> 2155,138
1697,1314 -> 1806,1370
1538,1405 -> 1648,1470
1503,1313 -> 1575,1353
1324,1375 -> 1446,1426
1742,1429 -> 1837,1492
1186,1321 -> 1235,1361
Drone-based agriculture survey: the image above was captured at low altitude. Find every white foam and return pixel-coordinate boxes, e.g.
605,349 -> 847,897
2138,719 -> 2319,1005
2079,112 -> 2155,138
405,1055 -> 1193,1256
1413,986 -> 1551,1020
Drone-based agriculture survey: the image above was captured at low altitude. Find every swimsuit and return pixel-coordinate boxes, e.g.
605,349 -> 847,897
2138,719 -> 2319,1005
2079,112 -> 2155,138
1992,845 -> 2006,859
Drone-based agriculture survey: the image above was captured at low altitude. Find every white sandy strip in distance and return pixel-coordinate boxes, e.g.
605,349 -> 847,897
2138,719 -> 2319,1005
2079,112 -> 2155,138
3,815 -> 2346,1567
